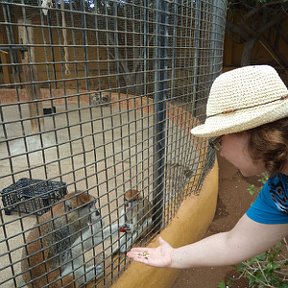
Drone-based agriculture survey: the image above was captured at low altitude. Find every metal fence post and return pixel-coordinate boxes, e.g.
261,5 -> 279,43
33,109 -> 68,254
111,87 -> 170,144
152,0 -> 168,232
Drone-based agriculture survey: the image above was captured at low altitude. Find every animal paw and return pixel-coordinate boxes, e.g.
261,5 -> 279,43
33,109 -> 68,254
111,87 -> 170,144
95,264 -> 104,279
119,238 -> 133,253
120,244 -> 129,253
86,264 -> 104,281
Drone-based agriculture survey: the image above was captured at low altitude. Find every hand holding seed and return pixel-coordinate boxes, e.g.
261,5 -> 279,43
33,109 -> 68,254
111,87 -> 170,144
127,236 -> 174,268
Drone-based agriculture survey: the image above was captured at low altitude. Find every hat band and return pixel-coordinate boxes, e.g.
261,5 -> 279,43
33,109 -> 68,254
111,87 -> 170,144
207,94 -> 288,118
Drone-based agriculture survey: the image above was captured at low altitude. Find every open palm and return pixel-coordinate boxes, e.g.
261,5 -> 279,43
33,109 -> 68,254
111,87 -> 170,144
127,237 -> 174,268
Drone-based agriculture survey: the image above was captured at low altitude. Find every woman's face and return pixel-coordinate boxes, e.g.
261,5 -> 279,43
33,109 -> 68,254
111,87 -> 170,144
219,133 -> 265,177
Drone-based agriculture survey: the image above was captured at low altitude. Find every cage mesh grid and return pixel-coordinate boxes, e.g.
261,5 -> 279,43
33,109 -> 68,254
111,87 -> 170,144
0,0 -> 227,287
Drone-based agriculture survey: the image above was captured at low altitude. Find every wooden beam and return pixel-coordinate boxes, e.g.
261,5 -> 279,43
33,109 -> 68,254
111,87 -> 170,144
18,19 -> 44,132
260,38 -> 288,68
0,33 -> 11,84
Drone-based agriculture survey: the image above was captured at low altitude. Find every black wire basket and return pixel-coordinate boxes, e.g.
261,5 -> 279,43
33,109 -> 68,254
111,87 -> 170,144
1,178 -> 67,216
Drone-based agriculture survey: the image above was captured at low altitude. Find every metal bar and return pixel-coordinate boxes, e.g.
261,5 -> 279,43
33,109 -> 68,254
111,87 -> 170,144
0,46 -> 28,51
47,13 -> 57,89
192,0 -> 201,115
152,0 -> 168,232
80,0 -> 90,92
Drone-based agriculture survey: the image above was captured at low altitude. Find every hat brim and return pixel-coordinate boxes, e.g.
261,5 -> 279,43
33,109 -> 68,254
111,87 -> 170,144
191,99 -> 288,138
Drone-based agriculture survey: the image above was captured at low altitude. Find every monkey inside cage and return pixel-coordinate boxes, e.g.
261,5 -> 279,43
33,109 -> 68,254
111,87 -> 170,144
0,0 -> 227,287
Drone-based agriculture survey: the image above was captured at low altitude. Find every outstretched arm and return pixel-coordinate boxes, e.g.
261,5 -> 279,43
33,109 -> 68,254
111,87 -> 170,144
127,214 -> 288,268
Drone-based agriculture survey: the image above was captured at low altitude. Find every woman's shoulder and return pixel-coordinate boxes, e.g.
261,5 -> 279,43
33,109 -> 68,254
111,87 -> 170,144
246,173 -> 288,224
267,173 -> 288,214
267,173 -> 288,191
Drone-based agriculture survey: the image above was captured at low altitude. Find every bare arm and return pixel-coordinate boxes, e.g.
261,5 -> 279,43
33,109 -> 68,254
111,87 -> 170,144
127,214 -> 288,268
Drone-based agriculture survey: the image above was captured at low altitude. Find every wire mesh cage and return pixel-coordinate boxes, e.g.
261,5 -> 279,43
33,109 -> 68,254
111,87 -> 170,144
0,0 -> 227,287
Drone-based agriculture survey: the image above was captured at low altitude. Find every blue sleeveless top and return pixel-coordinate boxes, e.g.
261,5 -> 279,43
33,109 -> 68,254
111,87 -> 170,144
246,173 -> 288,224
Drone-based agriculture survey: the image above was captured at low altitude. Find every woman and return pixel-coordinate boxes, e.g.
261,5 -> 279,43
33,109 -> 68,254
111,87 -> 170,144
127,65 -> 288,269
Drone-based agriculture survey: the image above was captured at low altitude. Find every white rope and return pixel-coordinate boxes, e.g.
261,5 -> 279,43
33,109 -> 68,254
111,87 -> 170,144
60,0 -> 71,75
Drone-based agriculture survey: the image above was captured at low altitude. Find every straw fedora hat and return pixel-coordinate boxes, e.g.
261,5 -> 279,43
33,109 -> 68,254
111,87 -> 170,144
191,65 -> 288,138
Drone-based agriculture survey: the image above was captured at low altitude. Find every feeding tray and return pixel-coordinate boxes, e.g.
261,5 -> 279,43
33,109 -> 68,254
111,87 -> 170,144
1,178 -> 67,215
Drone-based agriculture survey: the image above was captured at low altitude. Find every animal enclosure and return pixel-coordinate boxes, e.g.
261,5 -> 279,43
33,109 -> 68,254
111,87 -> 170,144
0,0 -> 227,287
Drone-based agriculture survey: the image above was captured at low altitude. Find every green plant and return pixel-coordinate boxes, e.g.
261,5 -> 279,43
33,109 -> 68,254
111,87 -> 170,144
236,240 -> 288,287
217,280 -> 228,288
247,173 -> 268,196
217,280 -> 232,288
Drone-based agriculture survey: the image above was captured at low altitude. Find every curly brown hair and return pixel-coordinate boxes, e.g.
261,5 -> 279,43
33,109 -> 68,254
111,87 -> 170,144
248,117 -> 288,175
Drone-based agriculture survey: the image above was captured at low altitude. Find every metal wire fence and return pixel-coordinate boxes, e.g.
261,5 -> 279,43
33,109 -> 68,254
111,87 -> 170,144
0,0 -> 227,287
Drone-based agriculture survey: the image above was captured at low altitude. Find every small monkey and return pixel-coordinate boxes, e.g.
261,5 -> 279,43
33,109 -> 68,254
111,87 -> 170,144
21,191 -> 116,288
21,190 -> 152,287
118,189 -> 153,252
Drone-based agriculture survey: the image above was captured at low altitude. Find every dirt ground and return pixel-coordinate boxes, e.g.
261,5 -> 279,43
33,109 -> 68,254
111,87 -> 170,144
173,156 -> 261,288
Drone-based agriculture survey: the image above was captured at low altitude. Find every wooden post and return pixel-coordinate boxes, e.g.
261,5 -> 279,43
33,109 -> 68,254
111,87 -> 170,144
18,19 -> 44,132
0,33 -> 11,84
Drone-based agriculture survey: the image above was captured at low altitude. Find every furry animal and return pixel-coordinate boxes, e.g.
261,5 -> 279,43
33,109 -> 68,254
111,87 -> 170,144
21,191 -> 116,288
118,189 -> 153,252
21,189 -> 153,287
91,92 -> 110,106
